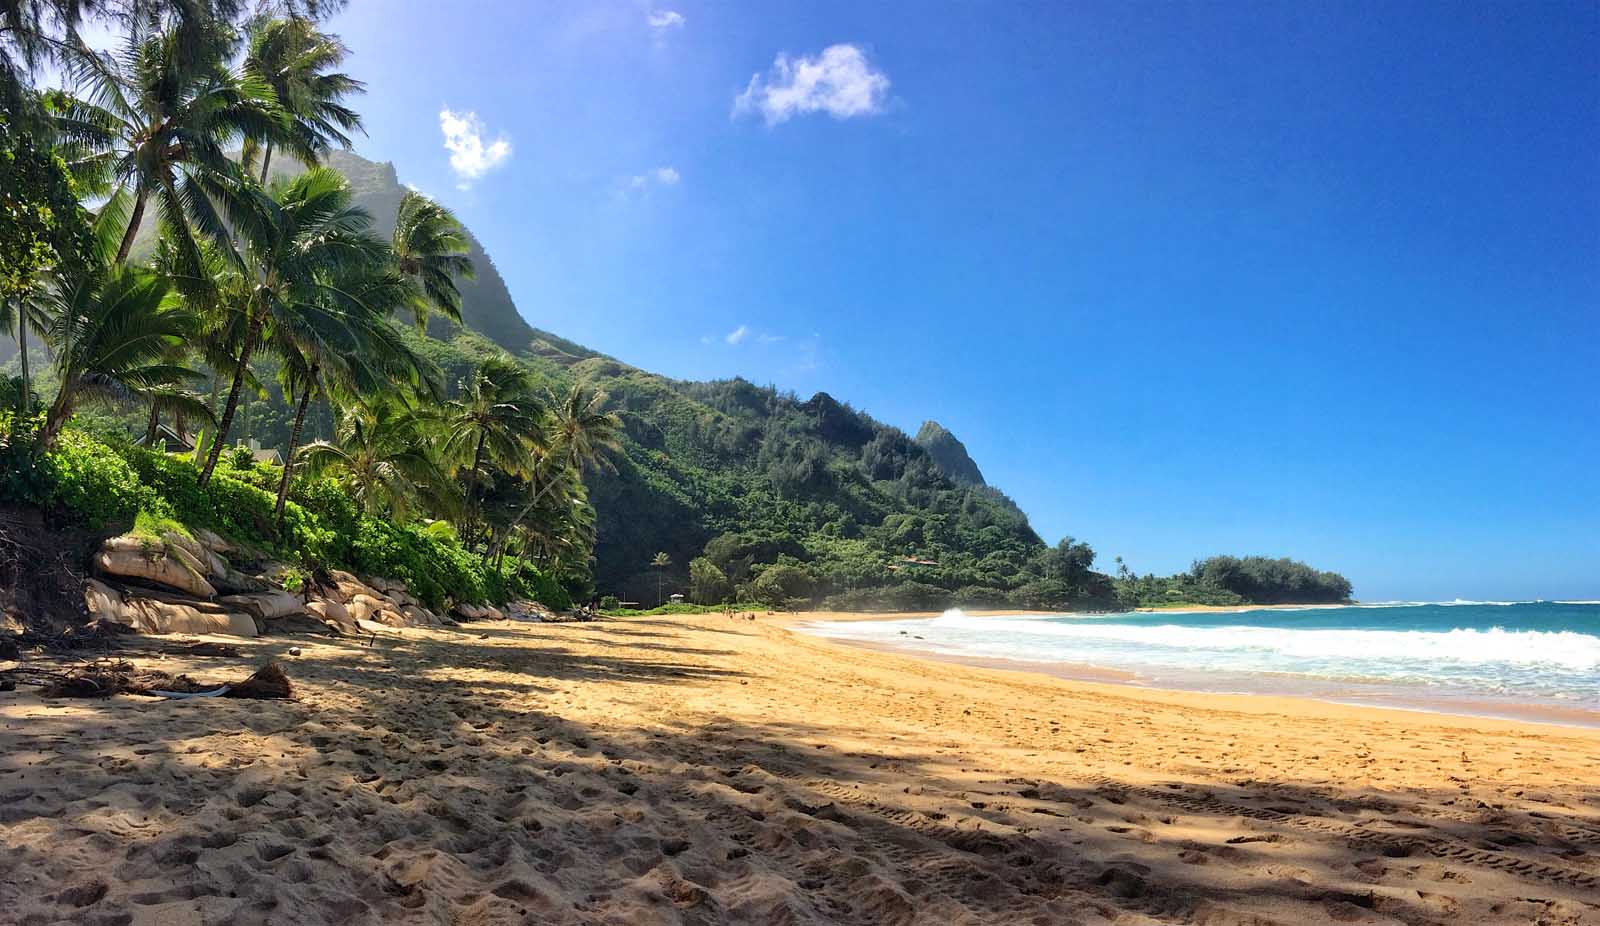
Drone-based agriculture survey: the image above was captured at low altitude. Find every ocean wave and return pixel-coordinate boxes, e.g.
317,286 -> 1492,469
922,613 -> 1600,670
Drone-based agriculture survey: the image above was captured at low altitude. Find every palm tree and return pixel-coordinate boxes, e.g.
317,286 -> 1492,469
195,166 -> 391,487
50,20 -> 280,265
651,551 -> 671,607
269,270 -> 432,522
438,356 -> 544,545
241,14 -> 363,184
37,263 -> 201,449
501,381 -> 621,541
140,383 -> 215,446
298,401 -> 445,518
0,291 -> 51,427
391,190 -> 473,330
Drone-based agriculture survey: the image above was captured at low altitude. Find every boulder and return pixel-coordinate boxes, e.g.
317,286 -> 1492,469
482,606 -> 504,621
347,594 -> 384,622
122,597 -> 258,637
453,602 -> 487,620
218,591 -> 306,621
212,568 -> 268,595
399,604 -> 440,626
505,600 -> 555,622
331,570 -> 383,604
83,578 -> 126,623
192,527 -> 234,555
307,598 -> 349,623
373,608 -> 406,627
199,547 -> 230,579
96,536 -> 216,599
159,529 -> 204,560
307,599 -> 355,633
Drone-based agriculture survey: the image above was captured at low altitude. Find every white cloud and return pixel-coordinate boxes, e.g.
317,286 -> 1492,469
630,165 -> 680,189
725,325 -> 750,345
734,44 -> 890,126
439,107 -> 512,187
648,9 -> 685,29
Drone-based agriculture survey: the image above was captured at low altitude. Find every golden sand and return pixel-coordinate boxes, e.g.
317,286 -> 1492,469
3,611 -> 1598,925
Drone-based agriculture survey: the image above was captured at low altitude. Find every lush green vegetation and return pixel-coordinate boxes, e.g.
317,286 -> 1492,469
0,0 -> 1353,616
1112,555 -> 1353,609
0,0 -> 602,613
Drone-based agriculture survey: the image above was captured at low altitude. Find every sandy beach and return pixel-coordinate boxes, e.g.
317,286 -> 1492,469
4,611 -> 1598,925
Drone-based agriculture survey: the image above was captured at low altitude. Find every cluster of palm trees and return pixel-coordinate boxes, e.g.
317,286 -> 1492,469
2,0 -> 621,584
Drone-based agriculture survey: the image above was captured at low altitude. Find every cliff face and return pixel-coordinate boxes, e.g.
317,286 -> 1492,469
316,151 -> 538,353
915,420 -> 986,487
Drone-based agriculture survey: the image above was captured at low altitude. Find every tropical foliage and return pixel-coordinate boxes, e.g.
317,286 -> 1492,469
0,1 -> 601,611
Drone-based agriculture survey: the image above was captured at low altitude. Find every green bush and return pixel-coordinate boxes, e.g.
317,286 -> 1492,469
44,430 -> 169,529
9,425 -> 577,611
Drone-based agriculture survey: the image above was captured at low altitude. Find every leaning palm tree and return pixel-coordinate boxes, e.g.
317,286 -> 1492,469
500,381 -> 621,541
438,356 -> 544,545
50,20 -> 280,265
241,14 -> 363,184
298,401 -> 445,519
196,166 -> 392,487
391,190 -> 473,330
37,263 -> 202,449
140,383 -> 215,446
269,270 -> 434,522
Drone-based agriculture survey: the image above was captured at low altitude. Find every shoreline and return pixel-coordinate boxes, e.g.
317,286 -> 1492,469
783,610 -> 1600,730
5,613 -> 1599,924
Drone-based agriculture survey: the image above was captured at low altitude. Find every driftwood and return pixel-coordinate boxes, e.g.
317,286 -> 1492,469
4,658 -> 293,700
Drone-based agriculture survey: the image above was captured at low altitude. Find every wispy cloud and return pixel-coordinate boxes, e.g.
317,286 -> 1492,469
439,107 -> 512,188
630,165 -> 681,189
725,324 -> 750,345
647,9 -> 685,30
734,44 -> 890,126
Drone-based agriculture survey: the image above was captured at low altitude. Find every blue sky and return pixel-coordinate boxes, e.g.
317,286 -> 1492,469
322,0 -> 1598,601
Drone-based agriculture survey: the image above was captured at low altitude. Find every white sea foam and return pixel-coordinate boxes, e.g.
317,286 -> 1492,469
914,613 -> 1600,669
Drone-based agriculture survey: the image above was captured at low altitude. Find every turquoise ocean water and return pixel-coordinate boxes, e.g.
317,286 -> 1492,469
803,602 -> 1600,725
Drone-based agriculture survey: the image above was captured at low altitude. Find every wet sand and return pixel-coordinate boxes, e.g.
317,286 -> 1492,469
3,611 -> 1598,925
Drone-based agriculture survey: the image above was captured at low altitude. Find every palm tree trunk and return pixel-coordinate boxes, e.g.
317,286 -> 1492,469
144,403 -> 159,445
38,387 -> 73,452
114,187 -> 149,264
199,314 -> 263,487
275,375 -> 314,524
14,305 -> 29,427
258,143 -> 273,186
462,430 -> 487,546
504,454 -> 572,539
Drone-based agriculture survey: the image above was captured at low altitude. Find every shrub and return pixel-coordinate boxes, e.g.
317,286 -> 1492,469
44,430 -> 169,529
748,562 -> 812,607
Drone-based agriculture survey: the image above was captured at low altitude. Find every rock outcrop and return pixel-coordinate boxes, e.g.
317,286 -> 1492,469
95,535 -> 216,599
84,535 -> 485,639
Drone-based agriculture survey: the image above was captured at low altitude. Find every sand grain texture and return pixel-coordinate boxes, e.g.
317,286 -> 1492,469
2,612 -> 1598,925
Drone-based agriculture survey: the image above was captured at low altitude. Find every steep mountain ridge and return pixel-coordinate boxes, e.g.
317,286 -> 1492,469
916,420 -> 986,487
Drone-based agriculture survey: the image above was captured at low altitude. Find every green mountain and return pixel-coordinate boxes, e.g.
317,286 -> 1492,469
301,152 -> 1081,606
915,420 -> 986,487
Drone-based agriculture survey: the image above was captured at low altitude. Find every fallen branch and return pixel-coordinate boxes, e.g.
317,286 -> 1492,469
5,658 -> 293,700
